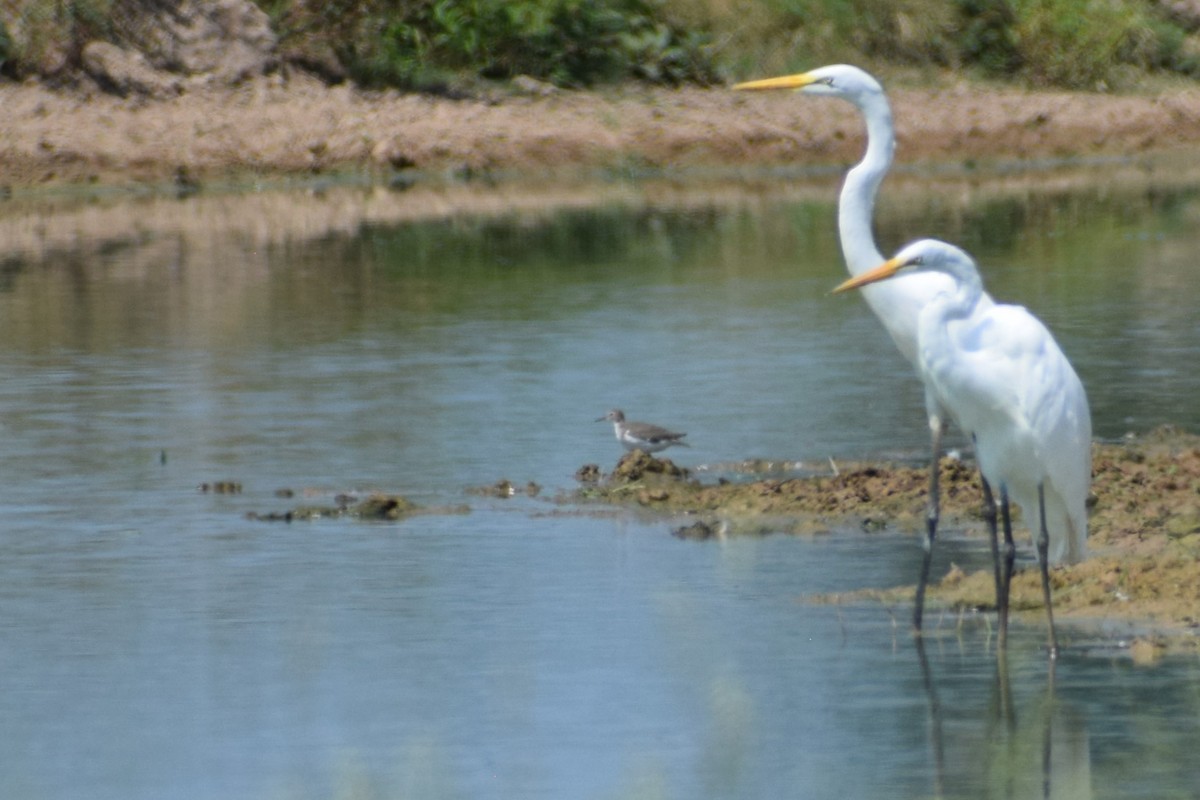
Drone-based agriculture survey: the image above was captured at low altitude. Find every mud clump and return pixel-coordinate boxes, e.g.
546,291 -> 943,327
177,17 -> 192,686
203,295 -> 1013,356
575,464 -> 602,484
610,450 -> 690,482
672,519 -> 726,541
574,450 -> 699,508
249,492 -> 423,522
199,480 -> 243,494
347,494 -> 420,520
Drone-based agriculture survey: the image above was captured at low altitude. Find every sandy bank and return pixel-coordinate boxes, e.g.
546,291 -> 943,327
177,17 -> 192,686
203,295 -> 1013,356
3,73 -> 1200,192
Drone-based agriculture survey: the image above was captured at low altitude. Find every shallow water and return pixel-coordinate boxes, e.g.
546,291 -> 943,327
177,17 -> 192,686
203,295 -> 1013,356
0,176 -> 1198,799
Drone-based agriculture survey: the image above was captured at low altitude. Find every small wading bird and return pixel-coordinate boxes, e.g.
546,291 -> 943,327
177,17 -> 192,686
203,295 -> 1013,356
835,239 -> 1092,657
734,65 -> 1001,633
597,409 -> 688,454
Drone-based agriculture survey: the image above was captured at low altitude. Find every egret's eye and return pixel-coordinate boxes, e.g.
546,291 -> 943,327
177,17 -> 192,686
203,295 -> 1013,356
819,77 -> 835,86
909,256 -> 924,267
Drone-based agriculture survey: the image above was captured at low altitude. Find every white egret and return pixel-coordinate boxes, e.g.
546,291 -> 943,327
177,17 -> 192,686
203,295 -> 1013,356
835,239 -> 1092,656
734,65 -> 1000,632
597,409 -> 688,453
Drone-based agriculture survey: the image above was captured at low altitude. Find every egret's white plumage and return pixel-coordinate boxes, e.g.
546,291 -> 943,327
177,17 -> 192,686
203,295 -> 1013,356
737,66 -> 1092,648
836,239 -> 1092,652
736,65 -> 1004,633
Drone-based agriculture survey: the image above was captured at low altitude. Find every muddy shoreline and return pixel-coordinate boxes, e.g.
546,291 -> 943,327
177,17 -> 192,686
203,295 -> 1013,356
6,71 -> 1200,272
6,72 -> 1200,272
4,73 -> 1200,194
567,427 -> 1200,653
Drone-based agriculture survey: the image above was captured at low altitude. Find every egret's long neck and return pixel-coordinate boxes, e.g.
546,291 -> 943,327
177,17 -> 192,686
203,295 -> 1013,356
839,94 -> 894,275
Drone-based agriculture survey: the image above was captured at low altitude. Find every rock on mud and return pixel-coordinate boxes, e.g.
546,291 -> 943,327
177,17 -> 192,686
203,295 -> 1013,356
63,0 -> 278,95
82,41 -> 183,98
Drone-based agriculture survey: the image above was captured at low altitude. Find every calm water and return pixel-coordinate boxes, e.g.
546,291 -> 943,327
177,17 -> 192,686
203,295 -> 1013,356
0,175 -> 1198,799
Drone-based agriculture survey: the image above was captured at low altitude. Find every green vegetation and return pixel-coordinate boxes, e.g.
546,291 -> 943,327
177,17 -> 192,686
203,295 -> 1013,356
1006,0 -> 1184,87
672,0 -> 1200,88
0,0 -> 1198,90
263,0 -> 720,89
0,0 -> 115,77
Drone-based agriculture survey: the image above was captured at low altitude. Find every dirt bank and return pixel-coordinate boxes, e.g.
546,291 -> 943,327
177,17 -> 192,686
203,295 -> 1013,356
575,426 -> 1200,651
4,72 -> 1200,192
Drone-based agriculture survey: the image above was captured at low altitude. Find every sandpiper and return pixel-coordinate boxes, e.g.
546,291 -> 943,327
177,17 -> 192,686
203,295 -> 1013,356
596,409 -> 688,453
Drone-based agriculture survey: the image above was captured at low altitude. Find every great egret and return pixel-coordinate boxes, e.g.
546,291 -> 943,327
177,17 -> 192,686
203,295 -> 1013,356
734,65 -> 999,632
835,239 -> 1092,656
597,409 -> 689,453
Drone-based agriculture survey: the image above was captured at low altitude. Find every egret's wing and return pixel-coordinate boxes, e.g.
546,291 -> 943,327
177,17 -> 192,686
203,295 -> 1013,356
1009,312 -> 1092,561
955,305 -> 1089,446
938,306 -> 1031,430
950,304 -> 1092,559
1016,316 -> 1092,516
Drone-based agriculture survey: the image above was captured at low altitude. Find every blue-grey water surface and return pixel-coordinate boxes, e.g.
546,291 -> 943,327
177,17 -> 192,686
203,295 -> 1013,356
0,177 -> 1198,799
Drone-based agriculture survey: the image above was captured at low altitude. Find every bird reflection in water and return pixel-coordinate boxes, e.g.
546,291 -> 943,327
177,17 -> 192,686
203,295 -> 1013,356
915,640 -> 1092,799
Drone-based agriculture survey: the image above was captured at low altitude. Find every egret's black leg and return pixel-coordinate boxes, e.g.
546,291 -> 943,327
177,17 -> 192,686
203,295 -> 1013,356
914,421 -> 944,634
1037,484 -> 1060,659
998,485 -> 1016,651
980,476 -> 1001,611
1041,657 -> 1057,799
914,638 -> 945,796
993,646 -> 1015,732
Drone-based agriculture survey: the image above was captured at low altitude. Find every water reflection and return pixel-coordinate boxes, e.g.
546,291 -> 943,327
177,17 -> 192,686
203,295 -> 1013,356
2,181 -> 1198,493
0,176 -> 1198,798
918,640 -> 1095,800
